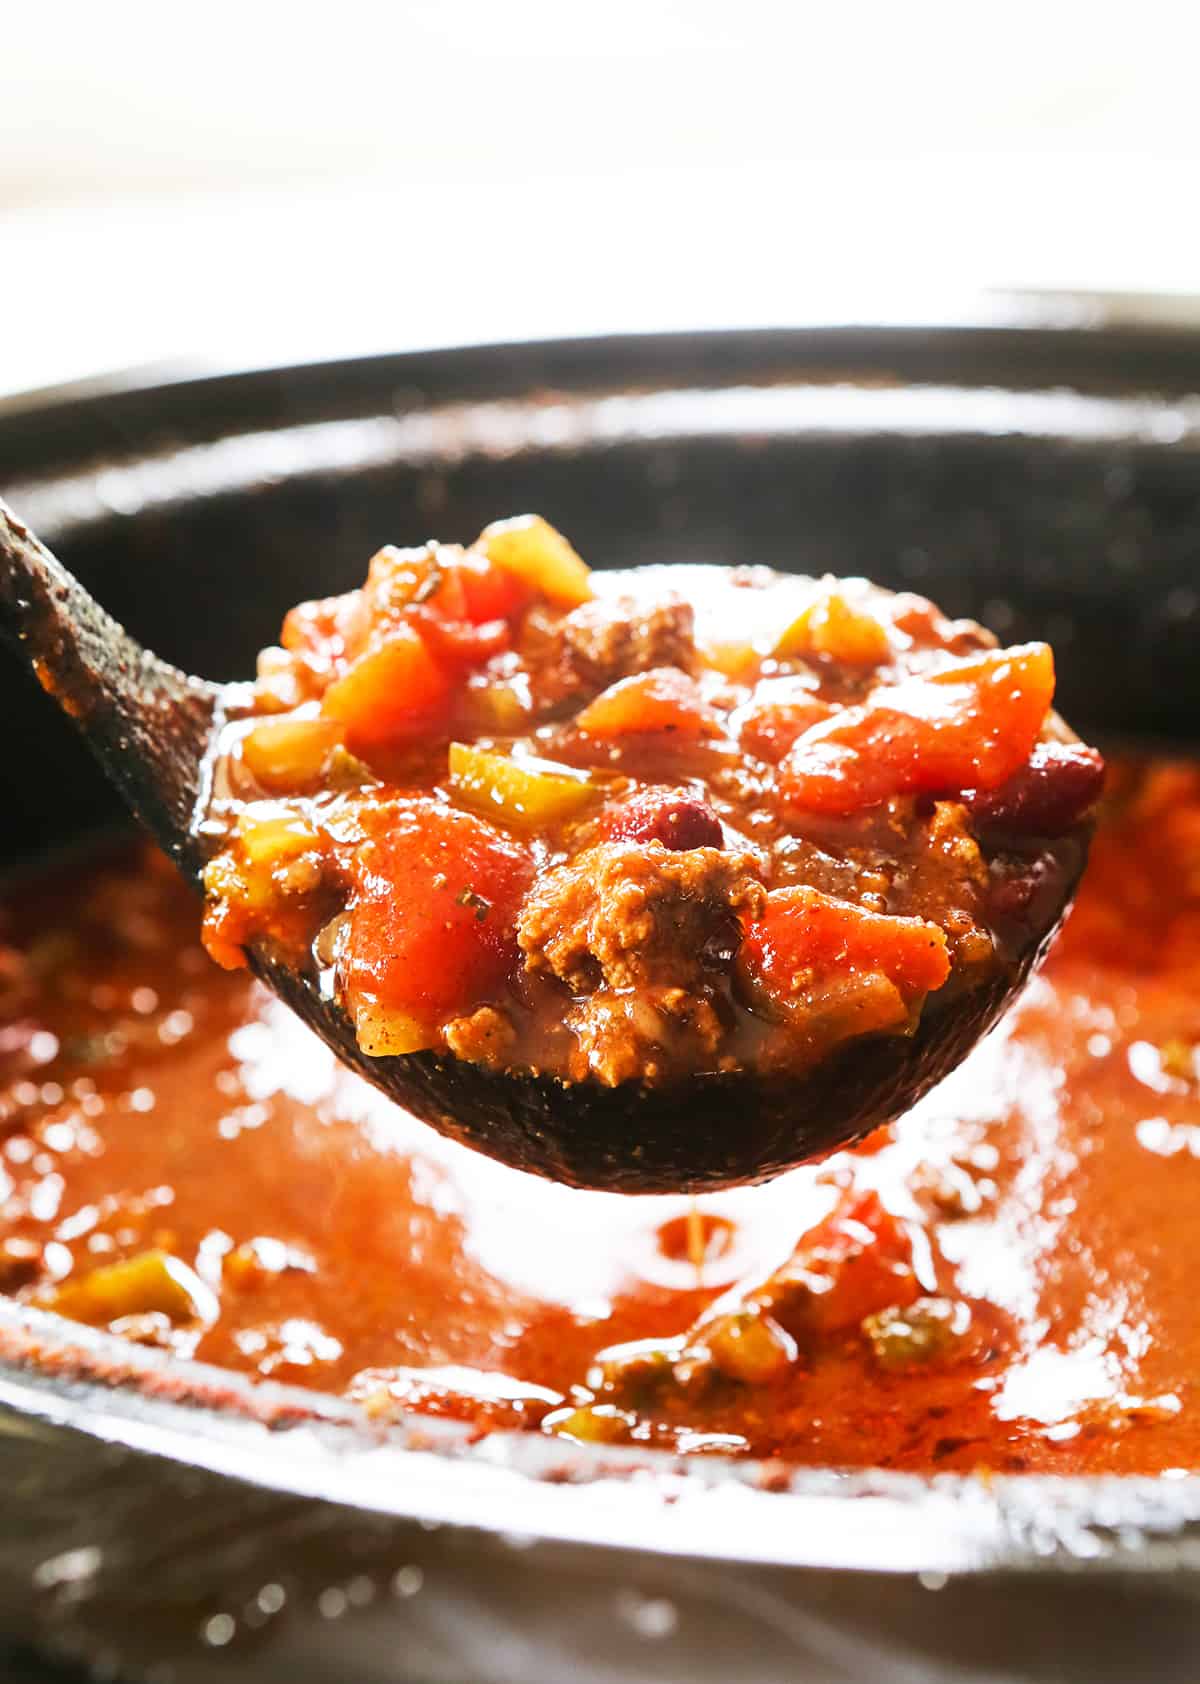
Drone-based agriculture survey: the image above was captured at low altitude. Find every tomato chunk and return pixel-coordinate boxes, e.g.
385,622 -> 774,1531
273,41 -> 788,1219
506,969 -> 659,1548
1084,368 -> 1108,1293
454,552 -> 531,624
281,591 -> 365,673
738,696 -> 833,764
321,625 -> 452,752
355,545 -> 526,665
779,643 -> 1055,815
409,608 -> 510,670
764,1191 -> 921,1335
344,802 -> 534,1032
739,885 -> 950,1026
577,669 -> 723,738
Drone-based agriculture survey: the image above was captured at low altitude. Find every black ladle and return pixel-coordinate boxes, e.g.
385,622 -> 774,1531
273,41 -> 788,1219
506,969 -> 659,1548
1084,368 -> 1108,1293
0,499 -> 1089,1193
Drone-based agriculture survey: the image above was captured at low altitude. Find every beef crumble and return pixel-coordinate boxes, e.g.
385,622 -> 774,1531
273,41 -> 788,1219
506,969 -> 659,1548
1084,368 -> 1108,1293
517,842 -> 765,992
530,591 -> 696,709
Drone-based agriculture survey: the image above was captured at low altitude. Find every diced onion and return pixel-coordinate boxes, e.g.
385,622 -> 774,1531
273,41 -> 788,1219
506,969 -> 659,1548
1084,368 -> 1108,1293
353,1001 -> 434,1057
241,716 -> 345,791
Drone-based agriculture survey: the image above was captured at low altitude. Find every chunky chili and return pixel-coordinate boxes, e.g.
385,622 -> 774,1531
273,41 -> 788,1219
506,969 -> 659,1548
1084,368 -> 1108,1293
196,518 -> 1102,1090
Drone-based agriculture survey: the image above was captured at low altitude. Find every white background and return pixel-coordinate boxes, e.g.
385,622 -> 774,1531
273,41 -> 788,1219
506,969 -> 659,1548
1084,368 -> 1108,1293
3,1 -> 1199,396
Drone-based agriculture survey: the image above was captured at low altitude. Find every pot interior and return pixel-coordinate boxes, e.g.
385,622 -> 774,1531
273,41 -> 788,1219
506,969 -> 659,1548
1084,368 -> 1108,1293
3,328 -> 1200,866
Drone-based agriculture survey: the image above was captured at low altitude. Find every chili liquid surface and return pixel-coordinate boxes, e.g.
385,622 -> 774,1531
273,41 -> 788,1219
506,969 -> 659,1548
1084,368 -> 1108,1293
1,754 -> 1196,1473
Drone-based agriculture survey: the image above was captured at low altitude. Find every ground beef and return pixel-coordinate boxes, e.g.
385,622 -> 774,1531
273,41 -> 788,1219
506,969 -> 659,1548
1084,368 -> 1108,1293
517,841 -> 766,993
892,802 -> 994,970
523,593 -> 695,708
443,1005 -> 517,1069
771,835 -> 894,910
566,986 -> 726,1086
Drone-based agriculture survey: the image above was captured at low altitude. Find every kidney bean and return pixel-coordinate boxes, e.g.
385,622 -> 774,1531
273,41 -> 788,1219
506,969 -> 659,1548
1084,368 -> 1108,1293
607,790 -> 724,851
967,742 -> 1105,836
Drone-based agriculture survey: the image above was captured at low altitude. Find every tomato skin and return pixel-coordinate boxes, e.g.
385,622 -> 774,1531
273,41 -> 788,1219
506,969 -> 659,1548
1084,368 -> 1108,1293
779,644 -> 1056,816
409,608 -> 510,670
740,885 -> 950,1010
321,626 -> 452,751
344,802 -> 534,1023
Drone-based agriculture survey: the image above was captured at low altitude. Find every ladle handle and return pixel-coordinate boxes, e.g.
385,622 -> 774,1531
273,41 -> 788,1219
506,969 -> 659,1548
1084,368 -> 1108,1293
0,498 -> 219,877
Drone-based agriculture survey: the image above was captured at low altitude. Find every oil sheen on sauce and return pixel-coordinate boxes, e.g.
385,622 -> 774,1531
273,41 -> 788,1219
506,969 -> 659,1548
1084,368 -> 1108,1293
1,755 -> 1198,1474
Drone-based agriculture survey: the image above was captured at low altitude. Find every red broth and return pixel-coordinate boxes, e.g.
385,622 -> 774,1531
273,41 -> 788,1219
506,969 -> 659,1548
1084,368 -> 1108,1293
1,755 -> 1198,1472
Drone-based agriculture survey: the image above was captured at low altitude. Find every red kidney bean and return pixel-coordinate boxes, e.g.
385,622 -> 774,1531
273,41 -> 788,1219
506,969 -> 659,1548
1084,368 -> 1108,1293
967,743 -> 1106,836
988,853 -> 1053,918
607,790 -> 725,851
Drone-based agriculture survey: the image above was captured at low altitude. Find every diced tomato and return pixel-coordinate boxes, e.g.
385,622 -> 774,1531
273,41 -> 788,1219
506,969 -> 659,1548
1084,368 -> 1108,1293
321,625 -> 452,752
454,552 -> 532,624
778,643 -> 1055,815
577,669 -> 724,739
738,696 -> 834,763
343,802 -> 534,1025
422,563 -> 469,620
399,551 -> 530,627
409,607 -> 511,670
284,550 -> 530,722
363,552 -> 528,676
740,885 -> 950,1013
767,1191 -> 921,1335
281,591 -> 366,673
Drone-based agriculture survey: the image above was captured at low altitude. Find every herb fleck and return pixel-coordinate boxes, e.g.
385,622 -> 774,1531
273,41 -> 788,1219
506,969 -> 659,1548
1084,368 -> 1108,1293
455,887 -> 492,922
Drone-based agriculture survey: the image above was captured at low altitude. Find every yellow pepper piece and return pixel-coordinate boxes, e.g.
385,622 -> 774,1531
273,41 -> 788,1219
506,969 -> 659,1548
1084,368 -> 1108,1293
448,743 -> 598,830
46,1250 -> 217,1327
353,1000 -> 434,1057
235,807 -> 320,868
241,716 -> 345,792
701,1310 -> 798,1383
777,589 -> 891,666
476,514 -> 593,607
543,1404 -> 635,1444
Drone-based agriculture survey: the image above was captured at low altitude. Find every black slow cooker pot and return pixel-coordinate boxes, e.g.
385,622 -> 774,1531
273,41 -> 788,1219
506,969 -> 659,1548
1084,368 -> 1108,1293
3,304 -> 1200,1682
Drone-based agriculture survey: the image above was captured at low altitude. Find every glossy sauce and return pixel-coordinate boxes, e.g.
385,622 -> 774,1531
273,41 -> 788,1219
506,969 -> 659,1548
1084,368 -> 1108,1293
2,756 -> 1200,1471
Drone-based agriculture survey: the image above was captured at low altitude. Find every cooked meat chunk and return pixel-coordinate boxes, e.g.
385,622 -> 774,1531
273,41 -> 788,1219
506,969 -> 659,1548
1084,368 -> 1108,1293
771,834 -> 894,910
518,841 -> 765,993
566,986 -> 726,1086
894,802 -> 993,970
444,1005 -> 517,1069
526,593 -> 695,706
